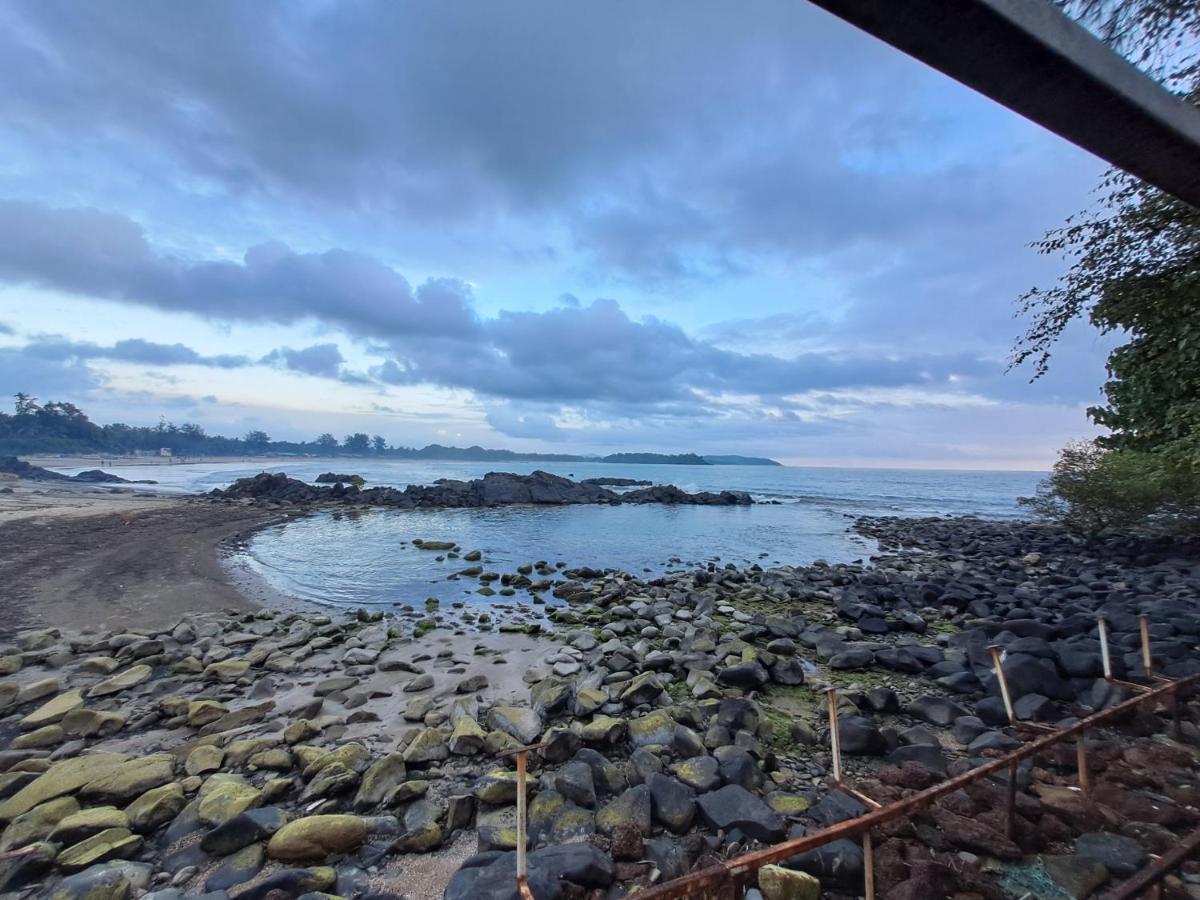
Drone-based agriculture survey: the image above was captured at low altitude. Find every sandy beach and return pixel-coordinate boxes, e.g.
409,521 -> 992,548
0,482 -> 289,634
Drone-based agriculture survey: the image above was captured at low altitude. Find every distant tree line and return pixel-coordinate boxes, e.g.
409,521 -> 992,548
0,395 -> 726,465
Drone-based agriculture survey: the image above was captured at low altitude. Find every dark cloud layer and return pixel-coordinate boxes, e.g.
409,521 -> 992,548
0,201 -> 1017,410
24,336 -> 251,369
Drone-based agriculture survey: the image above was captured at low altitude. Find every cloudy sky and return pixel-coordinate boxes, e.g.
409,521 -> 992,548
0,0 -> 1115,467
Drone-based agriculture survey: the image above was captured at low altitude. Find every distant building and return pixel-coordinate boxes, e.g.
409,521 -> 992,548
159,448 -> 172,457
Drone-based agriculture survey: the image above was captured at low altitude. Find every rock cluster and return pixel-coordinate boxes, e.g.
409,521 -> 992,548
209,469 -> 753,509
0,514 -> 1197,900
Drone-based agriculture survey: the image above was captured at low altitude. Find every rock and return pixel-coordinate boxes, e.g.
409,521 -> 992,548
619,672 -> 665,706
204,659 -> 251,683
50,806 -> 130,845
715,746 -> 763,790
185,745 -> 224,776
404,674 -> 435,693
87,665 -> 152,698
837,717 -> 886,756
12,724 -> 64,749
387,780 -> 430,804
20,690 -> 84,731
581,715 -> 626,746
486,707 -> 543,745
0,753 -> 129,821
646,774 -> 695,834
126,782 -> 185,833
403,728 -> 450,764
555,761 -> 597,809
267,814 -> 369,862
45,861 -> 154,900
80,754 -> 175,805
758,864 -> 821,900
0,795 -> 79,850
596,785 -> 652,836
449,717 -> 487,755
671,755 -> 721,793
57,827 -> 143,871
354,753 -> 407,810
234,866 -> 336,900
300,762 -> 360,801
1042,853 -> 1110,899
201,807 -> 289,856
445,844 -> 614,900
905,695 -> 969,727
628,710 -> 677,748
475,770 -> 522,805
1074,831 -> 1148,877
205,842 -> 265,891
696,785 -> 785,842
931,806 -> 1020,859
60,708 -> 125,738
197,780 -> 263,826
717,661 -> 770,690
394,799 -> 444,852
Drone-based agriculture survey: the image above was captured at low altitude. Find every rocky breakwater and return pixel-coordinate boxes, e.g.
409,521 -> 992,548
0,515 -> 1197,900
208,469 -> 753,510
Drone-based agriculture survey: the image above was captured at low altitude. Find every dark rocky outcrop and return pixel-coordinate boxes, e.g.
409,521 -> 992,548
0,457 -> 155,485
211,469 -> 753,509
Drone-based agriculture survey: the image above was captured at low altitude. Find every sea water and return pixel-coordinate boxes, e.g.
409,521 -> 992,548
49,460 -> 1044,610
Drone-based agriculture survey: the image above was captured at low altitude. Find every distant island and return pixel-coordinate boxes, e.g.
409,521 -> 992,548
1,395 -> 781,466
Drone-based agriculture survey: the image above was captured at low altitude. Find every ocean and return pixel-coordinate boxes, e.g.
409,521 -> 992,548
51,459 -> 1045,611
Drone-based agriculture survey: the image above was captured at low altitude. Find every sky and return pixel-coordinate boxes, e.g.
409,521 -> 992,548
0,0 -> 1119,469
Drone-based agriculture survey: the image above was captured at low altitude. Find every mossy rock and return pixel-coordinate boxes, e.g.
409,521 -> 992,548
267,814 -> 368,862
57,827 -> 142,872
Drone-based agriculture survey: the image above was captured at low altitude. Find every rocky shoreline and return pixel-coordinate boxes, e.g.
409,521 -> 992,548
208,470 -> 754,510
0,515 -> 1198,899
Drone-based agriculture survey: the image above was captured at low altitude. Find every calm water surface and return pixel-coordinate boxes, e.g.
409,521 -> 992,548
53,459 -> 1044,610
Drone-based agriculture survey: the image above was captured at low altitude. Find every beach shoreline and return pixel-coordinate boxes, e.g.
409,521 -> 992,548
0,485 -> 294,634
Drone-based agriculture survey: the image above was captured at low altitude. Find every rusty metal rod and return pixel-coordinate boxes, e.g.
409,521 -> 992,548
637,672 -> 1200,900
516,749 -> 529,882
1076,730 -> 1090,799
1100,824 -> 1200,899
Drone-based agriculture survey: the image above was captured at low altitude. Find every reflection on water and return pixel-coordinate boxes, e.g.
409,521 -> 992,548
240,501 -> 880,609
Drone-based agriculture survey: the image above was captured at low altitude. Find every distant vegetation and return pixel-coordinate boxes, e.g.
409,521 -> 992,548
0,395 -> 780,466
1015,0 -> 1199,536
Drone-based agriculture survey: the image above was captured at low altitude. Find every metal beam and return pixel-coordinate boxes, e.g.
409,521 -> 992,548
806,0 -> 1200,207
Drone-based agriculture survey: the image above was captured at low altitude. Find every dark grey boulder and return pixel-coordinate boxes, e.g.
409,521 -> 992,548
906,695 -> 969,727
696,785 -> 784,843
1075,831 -> 1149,878
646,774 -> 696,834
837,716 -> 886,756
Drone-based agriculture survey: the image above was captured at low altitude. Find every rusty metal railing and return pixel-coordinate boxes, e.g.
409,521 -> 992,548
505,616 -> 1196,899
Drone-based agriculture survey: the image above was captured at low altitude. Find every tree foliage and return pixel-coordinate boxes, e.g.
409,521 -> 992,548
1018,441 -> 1195,534
1015,0 -> 1200,471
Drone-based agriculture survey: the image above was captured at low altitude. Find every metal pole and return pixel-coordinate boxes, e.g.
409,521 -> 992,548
989,645 -> 1016,724
1076,730 -> 1090,799
1139,615 -> 1153,679
516,749 -> 528,883
1098,617 -> 1112,680
825,687 -> 843,784
1005,760 -> 1018,839
863,831 -> 875,900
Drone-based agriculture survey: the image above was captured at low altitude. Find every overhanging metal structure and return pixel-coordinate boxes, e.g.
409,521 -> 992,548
807,0 -> 1200,208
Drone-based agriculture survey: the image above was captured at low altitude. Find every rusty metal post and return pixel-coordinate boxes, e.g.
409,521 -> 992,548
516,749 -> 529,884
1098,616 -> 1112,680
863,830 -> 875,900
988,645 -> 1016,724
1172,686 -> 1184,740
1076,730 -> 1090,799
1139,614 -> 1153,679
825,687 -> 843,784
1005,760 -> 1018,839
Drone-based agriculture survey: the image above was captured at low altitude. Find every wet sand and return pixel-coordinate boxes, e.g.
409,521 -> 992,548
0,485 -> 293,634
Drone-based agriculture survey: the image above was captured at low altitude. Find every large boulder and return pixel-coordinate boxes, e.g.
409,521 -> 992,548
445,844 -> 615,900
696,785 -> 785,842
266,814 -> 368,862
